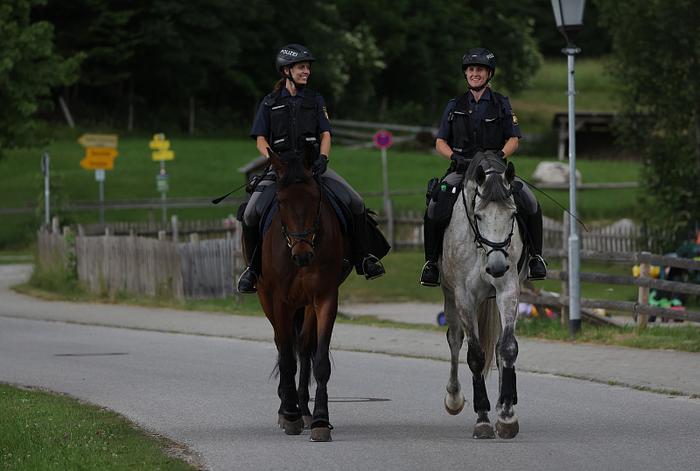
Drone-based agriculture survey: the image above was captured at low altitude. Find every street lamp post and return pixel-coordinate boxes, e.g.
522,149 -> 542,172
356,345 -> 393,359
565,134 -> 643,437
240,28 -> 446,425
551,0 -> 585,336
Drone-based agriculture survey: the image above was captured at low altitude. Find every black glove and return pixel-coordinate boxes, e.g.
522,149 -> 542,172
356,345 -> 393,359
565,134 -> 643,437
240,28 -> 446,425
312,154 -> 328,175
450,153 -> 469,173
496,150 -> 505,159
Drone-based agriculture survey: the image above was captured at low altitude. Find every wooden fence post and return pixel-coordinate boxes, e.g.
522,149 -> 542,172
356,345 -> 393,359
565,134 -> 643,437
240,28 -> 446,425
171,215 -> 179,243
636,251 -> 650,331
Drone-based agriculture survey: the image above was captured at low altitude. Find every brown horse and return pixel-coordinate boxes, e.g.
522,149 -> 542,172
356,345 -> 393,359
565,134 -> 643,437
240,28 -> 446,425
250,147 -> 348,442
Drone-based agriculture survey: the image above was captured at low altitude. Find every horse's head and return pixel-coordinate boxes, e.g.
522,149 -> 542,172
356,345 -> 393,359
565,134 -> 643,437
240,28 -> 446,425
469,158 -> 517,278
268,147 -> 320,267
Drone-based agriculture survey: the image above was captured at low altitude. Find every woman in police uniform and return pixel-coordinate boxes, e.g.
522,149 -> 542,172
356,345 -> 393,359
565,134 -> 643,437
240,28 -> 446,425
237,44 -> 385,293
419,47 -> 547,286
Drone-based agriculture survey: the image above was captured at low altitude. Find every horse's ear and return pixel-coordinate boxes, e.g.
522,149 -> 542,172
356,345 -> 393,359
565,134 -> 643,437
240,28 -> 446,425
475,166 -> 486,186
505,161 -> 515,185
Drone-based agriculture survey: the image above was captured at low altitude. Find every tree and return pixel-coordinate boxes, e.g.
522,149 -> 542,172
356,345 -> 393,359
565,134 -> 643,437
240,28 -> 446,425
597,0 -> 700,247
0,0 -> 81,157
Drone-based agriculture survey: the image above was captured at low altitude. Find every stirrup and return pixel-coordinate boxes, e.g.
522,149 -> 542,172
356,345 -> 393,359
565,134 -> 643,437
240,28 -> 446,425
236,267 -> 258,294
362,254 -> 385,280
420,261 -> 440,287
527,255 -> 547,281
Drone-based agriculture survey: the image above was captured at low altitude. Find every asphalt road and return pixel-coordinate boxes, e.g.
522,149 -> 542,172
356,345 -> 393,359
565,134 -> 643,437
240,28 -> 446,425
2,316 -> 699,471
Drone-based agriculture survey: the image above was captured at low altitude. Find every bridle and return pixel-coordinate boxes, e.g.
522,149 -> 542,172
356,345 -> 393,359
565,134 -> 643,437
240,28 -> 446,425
461,169 -> 516,259
280,178 -> 323,250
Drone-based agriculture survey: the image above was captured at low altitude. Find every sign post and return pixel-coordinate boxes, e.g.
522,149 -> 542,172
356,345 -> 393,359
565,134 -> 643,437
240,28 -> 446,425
373,130 -> 394,246
41,152 -> 50,227
150,133 -> 175,223
78,134 -> 119,225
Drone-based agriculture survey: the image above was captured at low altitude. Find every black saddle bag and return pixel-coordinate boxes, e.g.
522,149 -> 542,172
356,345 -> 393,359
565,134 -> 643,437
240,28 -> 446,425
432,181 -> 461,224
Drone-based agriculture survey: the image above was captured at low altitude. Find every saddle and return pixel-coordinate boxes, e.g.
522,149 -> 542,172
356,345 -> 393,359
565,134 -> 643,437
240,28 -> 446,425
259,181 -> 351,237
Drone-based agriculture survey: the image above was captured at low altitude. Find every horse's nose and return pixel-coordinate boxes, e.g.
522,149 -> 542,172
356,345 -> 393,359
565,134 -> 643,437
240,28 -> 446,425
486,257 -> 509,278
487,265 -> 509,278
293,251 -> 314,267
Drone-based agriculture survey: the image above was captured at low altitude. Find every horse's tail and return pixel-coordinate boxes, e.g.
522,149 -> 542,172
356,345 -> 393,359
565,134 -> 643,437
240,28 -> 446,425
477,297 -> 502,377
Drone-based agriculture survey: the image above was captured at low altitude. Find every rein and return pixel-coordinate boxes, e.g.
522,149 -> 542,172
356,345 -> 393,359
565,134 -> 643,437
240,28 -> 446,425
462,170 -> 516,258
281,177 -> 323,250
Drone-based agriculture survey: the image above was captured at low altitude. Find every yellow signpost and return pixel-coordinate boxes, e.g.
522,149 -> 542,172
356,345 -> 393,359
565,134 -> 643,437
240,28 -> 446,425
78,134 -> 119,224
78,133 -> 118,148
79,147 -> 119,169
150,133 -> 175,160
149,133 -> 175,222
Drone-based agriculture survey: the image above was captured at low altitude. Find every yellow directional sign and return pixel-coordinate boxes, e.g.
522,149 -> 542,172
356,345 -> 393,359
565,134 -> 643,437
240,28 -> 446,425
87,147 -> 119,159
152,149 -> 175,161
80,147 -> 118,170
150,133 -> 175,161
78,134 -> 118,148
80,156 -> 115,170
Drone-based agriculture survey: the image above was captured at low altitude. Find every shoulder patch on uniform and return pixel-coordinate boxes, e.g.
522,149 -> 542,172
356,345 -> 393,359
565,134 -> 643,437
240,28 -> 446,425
512,113 -> 519,126
322,105 -> 329,120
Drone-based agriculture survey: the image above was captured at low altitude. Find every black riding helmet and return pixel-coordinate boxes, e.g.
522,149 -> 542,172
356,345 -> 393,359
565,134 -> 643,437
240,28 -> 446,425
276,44 -> 315,74
461,47 -> 496,90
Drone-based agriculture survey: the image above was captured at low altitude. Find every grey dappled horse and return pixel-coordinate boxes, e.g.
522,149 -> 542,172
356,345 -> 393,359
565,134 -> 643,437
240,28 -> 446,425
440,154 -> 525,439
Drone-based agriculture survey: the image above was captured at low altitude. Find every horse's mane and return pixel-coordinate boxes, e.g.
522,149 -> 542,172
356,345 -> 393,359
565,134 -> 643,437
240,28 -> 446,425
465,153 -> 513,207
278,152 -> 310,188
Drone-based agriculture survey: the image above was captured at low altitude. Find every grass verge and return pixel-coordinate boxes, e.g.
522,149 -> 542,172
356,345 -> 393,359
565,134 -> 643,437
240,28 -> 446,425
517,317 -> 700,352
0,383 -> 197,470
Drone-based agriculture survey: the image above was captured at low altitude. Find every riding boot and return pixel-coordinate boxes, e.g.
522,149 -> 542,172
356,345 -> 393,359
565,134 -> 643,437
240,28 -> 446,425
526,205 -> 547,280
352,212 -> 385,280
237,223 -> 261,294
420,214 -> 444,287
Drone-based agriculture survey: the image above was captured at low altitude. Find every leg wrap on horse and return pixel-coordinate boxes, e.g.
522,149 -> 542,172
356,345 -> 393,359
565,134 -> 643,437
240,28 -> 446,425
472,375 -> 491,413
499,366 -> 518,406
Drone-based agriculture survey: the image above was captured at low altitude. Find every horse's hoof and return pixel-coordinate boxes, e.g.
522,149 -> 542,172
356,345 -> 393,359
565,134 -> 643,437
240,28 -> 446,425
473,422 -> 495,439
302,415 -> 313,429
309,427 -> 332,442
444,393 -> 465,415
495,418 -> 519,439
278,414 -> 303,435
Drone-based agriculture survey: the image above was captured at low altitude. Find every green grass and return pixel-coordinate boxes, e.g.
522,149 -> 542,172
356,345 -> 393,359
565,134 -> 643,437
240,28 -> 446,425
510,58 -> 619,135
517,317 -> 700,352
0,383 -> 196,470
0,134 -> 641,249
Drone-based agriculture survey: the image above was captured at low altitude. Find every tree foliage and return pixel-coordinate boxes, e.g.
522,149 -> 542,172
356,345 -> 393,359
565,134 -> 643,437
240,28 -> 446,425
33,0 -> 543,131
597,0 -> 700,246
0,0 -> 81,156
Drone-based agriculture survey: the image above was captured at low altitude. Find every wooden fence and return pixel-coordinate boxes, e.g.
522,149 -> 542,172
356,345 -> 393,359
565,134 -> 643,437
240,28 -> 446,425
76,234 -> 184,299
37,228 -> 73,274
522,249 -> 700,328
375,213 -> 655,252
178,233 -> 242,298
37,220 -> 243,300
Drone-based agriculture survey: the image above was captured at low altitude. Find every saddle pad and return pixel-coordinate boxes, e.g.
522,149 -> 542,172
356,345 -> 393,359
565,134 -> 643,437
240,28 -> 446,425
260,184 -> 350,236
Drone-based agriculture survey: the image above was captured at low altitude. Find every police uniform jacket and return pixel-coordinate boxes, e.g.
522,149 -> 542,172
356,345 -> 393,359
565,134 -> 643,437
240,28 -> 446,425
436,88 -> 521,159
250,87 -> 331,153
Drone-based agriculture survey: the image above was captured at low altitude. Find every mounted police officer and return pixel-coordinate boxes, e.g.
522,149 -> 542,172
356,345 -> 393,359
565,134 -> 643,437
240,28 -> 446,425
237,43 -> 385,293
419,47 -> 547,286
